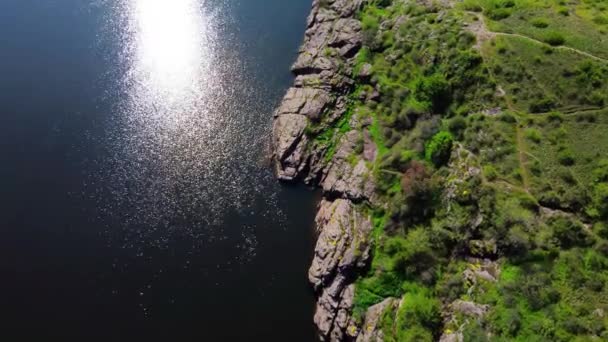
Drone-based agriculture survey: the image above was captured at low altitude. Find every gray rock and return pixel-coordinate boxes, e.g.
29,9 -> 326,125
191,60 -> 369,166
272,114 -> 308,181
309,199 -> 372,289
356,298 -> 397,342
452,300 -> 490,318
276,87 -> 331,119
309,199 -> 373,341
358,63 -> 373,79
321,131 -> 375,202
439,332 -> 464,342
272,1 -> 374,340
273,0 -> 363,183
362,130 -> 377,162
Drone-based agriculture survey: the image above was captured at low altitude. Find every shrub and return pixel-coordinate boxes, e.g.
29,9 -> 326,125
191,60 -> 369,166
499,112 -> 517,123
557,7 -> 569,16
425,131 -> 454,166
593,222 -> 608,239
531,18 -> 549,28
395,161 -> 438,223
544,32 -> 565,46
395,288 -> 441,340
587,91 -> 606,106
390,229 -> 436,277
558,168 -> 577,184
525,128 -> 542,143
558,149 -> 575,166
484,165 -> 498,180
593,15 -> 608,25
448,116 -> 467,138
550,216 -> 594,248
462,0 -> 482,12
592,183 -> 608,218
593,159 -> 608,182
547,111 -> 564,123
414,74 -> 451,113
487,8 -> 511,20
529,97 -> 556,113
520,273 -> 560,310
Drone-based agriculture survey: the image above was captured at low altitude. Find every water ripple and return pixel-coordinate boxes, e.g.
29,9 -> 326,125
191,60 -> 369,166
90,0 -> 285,257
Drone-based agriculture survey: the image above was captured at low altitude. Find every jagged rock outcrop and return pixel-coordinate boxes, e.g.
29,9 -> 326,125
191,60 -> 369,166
272,0 -> 365,182
310,199 -> 372,341
272,1 -> 375,340
321,131 -> 375,202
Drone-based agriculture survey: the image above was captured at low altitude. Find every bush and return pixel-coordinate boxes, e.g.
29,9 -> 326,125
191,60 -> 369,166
397,161 -> 437,222
591,183 -> 608,218
550,216 -> 594,248
558,149 -> 575,166
484,164 -> 498,181
425,131 -> 454,166
448,116 -> 467,138
529,97 -> 556,113
594,159 -> 608,182
520,273 -> 560,310
593,222 -> 608,239
462,0 -> 482,12
525,128 -> 542,143
395,288 -> 441,341
544,32 -> 565,46
487,8 -> 511,20
531,18 -> 549,28
547,111 -> 564,123
414,74 -> 451,113
390,229 -> 436,277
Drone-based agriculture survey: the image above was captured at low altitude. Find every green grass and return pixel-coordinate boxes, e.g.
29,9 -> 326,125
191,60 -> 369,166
484,35 -> 608,113
524,109 -> 608,210
462,0 -> 608,59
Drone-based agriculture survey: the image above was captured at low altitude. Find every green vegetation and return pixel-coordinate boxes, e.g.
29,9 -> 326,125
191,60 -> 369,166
309,0 -> 608,339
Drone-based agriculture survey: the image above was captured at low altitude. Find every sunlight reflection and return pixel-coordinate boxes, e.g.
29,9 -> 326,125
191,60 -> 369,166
100,0 -> 281,242
126,0 -> 218,127
133,0 -> 205,93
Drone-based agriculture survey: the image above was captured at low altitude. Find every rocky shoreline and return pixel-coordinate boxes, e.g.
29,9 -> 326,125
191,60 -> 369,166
271,0 -> 376,340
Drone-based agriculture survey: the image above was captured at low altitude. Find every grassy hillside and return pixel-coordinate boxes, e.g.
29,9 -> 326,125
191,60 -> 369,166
310,0 -> 608,340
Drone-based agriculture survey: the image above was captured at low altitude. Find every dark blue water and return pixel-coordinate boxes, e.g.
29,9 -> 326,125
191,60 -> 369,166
0,0 -> 316,340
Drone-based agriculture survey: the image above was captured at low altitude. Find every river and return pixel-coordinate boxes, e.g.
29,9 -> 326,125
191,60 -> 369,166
0,0 -> 316,340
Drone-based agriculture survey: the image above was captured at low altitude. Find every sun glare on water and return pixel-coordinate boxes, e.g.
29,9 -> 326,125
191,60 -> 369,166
133,0 -> 207,97
97,0 -> 279,247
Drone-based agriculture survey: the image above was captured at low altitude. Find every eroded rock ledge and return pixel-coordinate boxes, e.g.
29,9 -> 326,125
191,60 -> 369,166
273,0 -> 365,182
271,0 -> 375,340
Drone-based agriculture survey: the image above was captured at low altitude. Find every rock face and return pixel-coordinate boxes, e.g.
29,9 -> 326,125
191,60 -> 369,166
310,199 -> 372,341
320,131 -> 375,202
272,0 -> 365,182
272,1 -> 375,341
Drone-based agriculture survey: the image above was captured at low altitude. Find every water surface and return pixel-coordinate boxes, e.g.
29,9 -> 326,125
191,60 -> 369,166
0,0 -> 316,340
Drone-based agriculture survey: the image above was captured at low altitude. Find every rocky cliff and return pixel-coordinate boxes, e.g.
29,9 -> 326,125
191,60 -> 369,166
272,0 -> 375,340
